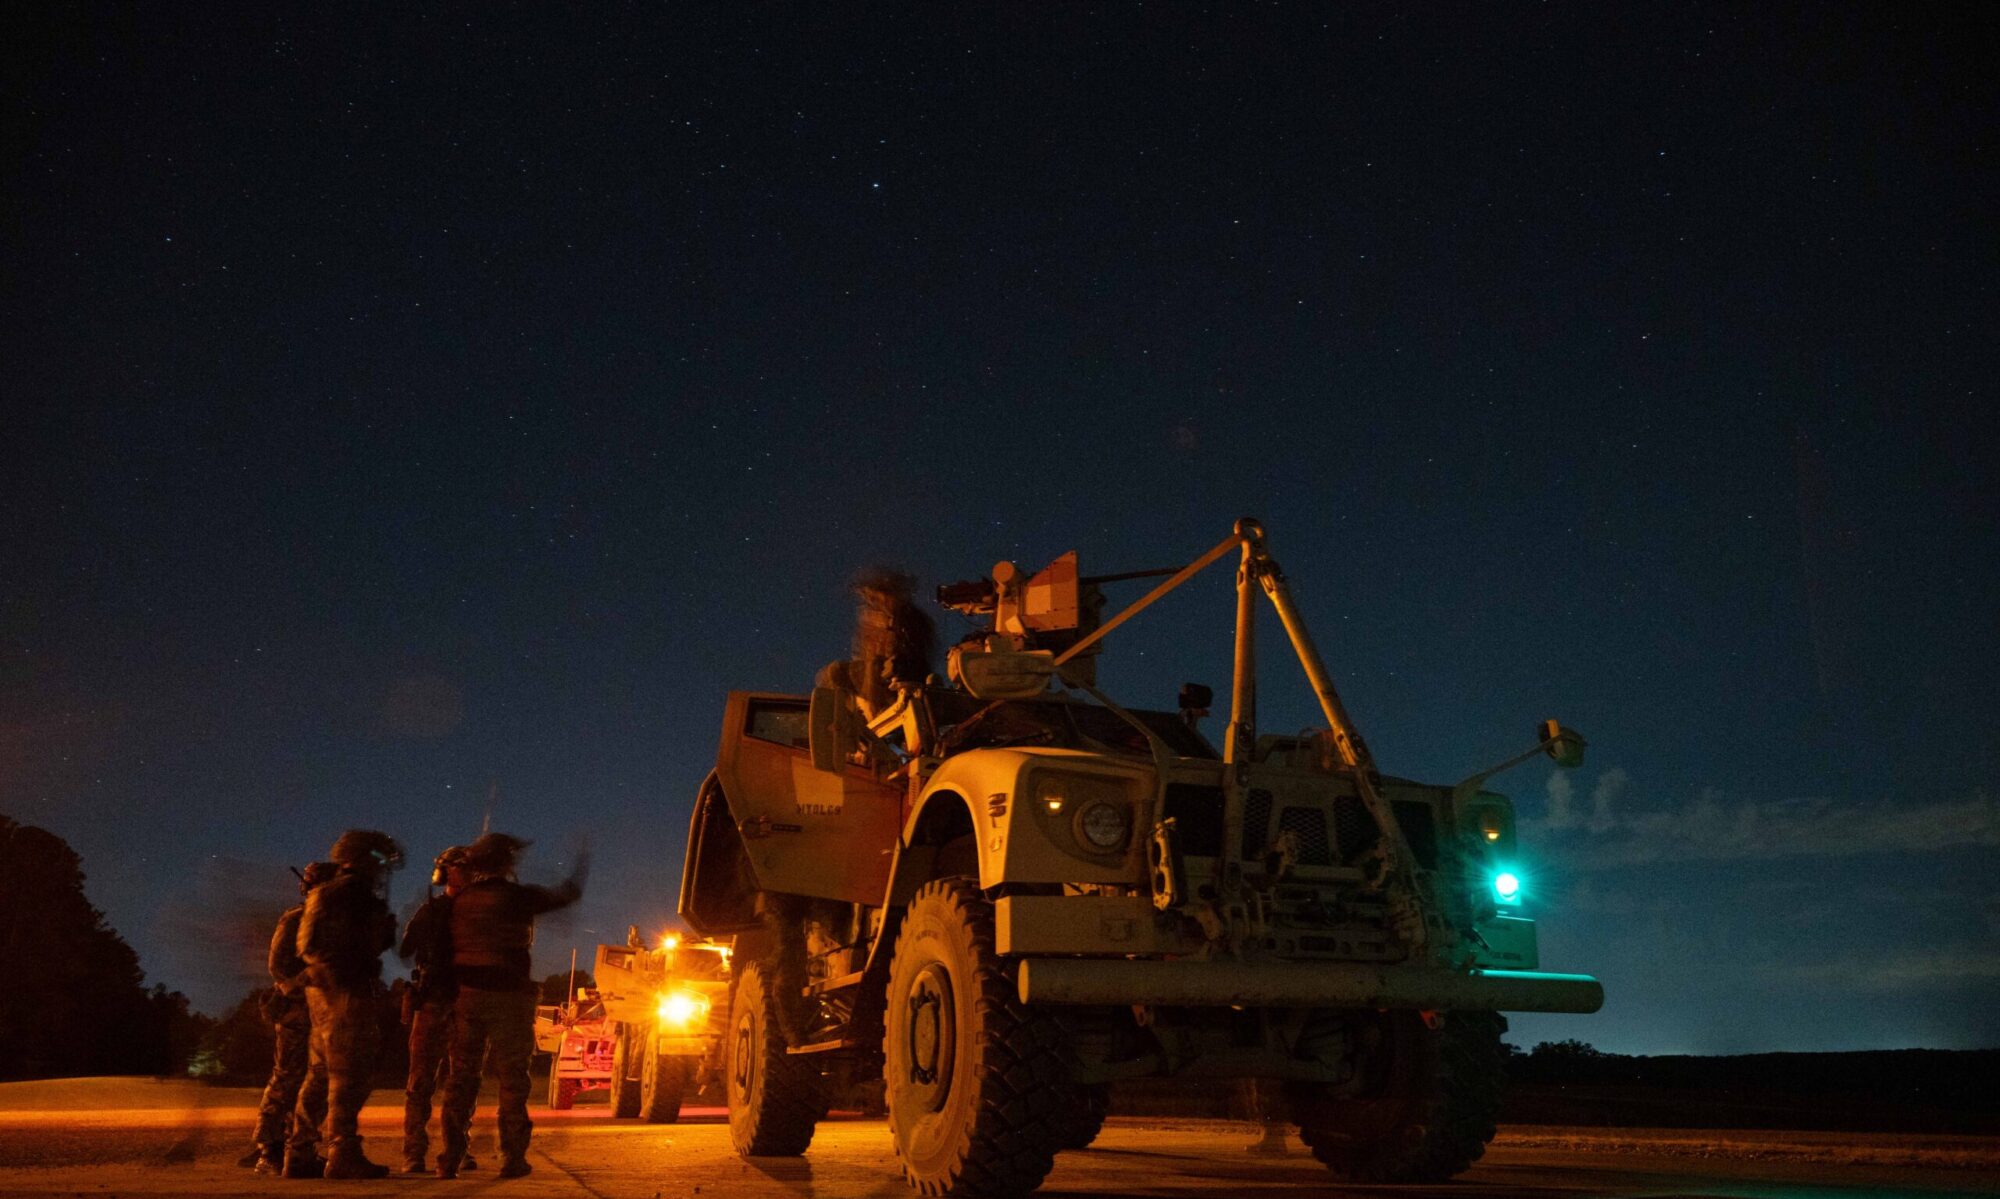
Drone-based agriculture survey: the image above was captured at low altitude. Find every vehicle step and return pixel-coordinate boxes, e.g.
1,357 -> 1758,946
785,1037 -> 863,1055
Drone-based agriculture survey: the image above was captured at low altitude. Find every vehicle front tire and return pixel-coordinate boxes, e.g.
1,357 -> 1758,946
1286,1009 -> 1508,1183
1059,1083 -> 1110,1151
549,1065 -> 580,1111
884,877 -> 1073,1197
639,1036 -> 689,1124
726,960 -> 825,1155
610,1026 -> 641,1118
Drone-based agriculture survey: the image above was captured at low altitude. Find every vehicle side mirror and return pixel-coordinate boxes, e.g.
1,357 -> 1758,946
1541,719 -> 1586,769
809,685 -> 861,773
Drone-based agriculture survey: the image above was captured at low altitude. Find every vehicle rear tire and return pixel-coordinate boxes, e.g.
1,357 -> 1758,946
726,960 -> 825,1155
1059,1083 -> 1110,1151
1286,1010 -> 1507,1183
639,1036 -> 689,1124
884,877 -> 1074,1197
610,1027 -> 641,1118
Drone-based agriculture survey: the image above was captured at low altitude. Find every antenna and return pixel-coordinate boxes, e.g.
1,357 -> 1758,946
482,778 -> 498,836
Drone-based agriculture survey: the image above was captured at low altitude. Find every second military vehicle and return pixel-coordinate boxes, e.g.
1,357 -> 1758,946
535,934 -> 731,1120
679,519 -> 1603,1197
596,933 -> 732,1121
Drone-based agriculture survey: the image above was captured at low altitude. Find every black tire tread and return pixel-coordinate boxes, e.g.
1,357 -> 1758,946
1059,1083 -> 1110,1151
639,1042 -> 688,1124
550,1075 -> 579,1111
1291,1010 -> 1508,1183
611,1029 -> 641,1118
885,877 -> 1074,1197
729,959 -> 826,1156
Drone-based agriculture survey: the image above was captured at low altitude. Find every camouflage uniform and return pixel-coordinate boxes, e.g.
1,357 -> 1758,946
441,984 -> 542,1175
249,903 -> 327,1170
399,889 -> 469,1171
438,837 -> 584,1179
296,858 -> 396,1176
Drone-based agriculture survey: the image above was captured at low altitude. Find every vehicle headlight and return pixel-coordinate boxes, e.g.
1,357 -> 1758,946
1076,800 -> 1131,851
1493,870 -> 1523,906
657,990 -> 710,1028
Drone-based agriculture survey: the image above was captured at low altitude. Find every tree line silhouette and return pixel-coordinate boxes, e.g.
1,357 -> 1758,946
0,814 -> 207,1079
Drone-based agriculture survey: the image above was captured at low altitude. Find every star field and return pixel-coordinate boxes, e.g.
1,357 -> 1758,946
2,4 -> 1994,1052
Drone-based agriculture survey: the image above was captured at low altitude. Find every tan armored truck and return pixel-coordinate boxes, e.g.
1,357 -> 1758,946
678,519 -> 1602,1197
534,935 -> 729,1120
596,934 -> 732,1121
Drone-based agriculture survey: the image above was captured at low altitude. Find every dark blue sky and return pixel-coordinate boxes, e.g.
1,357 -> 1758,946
4,4 -> 1994,1054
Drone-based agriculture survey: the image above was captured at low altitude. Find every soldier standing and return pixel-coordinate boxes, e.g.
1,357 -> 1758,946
238,861 -> 334,1176
398,845 -> 477,1174
296,828 -> 402,1180
437,832 -> 588,1180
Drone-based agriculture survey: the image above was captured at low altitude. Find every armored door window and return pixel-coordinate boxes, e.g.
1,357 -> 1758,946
745,700 -> 810,749
717,691 -> 902,906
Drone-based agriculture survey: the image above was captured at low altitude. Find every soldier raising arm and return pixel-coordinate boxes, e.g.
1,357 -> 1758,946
437,832 -> 588,1180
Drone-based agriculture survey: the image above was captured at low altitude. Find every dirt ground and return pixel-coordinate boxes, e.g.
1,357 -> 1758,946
2,1079 -> 1997,1198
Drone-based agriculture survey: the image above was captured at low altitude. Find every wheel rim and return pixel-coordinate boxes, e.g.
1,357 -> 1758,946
903,960 -> 956,1113
732,1006 -> 756,1101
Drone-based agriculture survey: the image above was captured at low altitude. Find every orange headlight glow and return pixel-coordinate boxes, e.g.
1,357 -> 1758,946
656,990 -> 709,1028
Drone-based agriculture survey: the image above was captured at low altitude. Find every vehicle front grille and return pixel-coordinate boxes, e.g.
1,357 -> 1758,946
1333,795 -> 1376,861
1241,789 -> 1273,857
1277,806 -> 1333,866
1164,784 -> 1441,872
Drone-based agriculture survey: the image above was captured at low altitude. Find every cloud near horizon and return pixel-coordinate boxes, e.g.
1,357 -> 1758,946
1527,773 -> 1999,868
1766,949 -> 2000,993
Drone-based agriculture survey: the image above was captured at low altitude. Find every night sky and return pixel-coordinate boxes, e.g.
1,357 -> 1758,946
4,5 -> 1994,1056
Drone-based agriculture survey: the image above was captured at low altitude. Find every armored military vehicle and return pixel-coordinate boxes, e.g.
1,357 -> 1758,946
597,933 -> 732,1121
679,519 -> 1602,1197
536,934 -> 730,1120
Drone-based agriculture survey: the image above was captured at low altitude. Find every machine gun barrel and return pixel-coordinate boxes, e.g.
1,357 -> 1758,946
1053,531 -> 1246,667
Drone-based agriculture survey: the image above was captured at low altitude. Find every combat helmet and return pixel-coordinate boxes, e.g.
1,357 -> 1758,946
463,832 -> 531,877
430,844 -> 473,887
328,829 -> 404,872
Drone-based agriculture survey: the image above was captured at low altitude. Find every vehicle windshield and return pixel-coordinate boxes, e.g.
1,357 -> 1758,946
928,690 -> 1217,759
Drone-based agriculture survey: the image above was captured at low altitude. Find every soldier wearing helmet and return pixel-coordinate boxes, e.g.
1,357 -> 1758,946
294,829 -> 402,1179
851,566 -> 935,715
437,831 -> 588,1180
396,845 -> 478,1175
238,861 -> 335,1177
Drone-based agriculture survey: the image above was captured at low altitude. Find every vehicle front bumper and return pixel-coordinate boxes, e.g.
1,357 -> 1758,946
654,1033 -> 713,1056
1015,957 -> 1604,1013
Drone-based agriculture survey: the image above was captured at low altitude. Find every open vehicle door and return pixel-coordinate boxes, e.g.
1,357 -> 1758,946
706,691 -> 903,907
